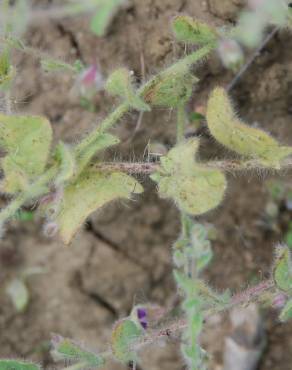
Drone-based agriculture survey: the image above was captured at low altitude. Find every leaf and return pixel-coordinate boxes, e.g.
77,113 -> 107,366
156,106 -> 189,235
90,0 -> 125,36
151,139 -> 227,215
279,298 -> 292,322
273,245 -> 292,292
106,68 -> 150,111
6,278 -> 29,312
56,169 -> 143,244
206,87 -> 292,169
0,360 -> 40,370
51,334 -> 105,368
172,15 -> 218,46
143,68 -> 197,108
0,114 -> 52,193
111,319 -> 143,363
75,133 -> 120,176
41,59 -> 74,73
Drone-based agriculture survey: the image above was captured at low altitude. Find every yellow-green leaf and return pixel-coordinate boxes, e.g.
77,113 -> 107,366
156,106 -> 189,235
111,319 -> 142,363
0,114 -> 52,193
57,170 -> 143,244
151,139 -> 227,215
206,87 -> 292,169
172,15 -> 218,46
106,68 -> 150,111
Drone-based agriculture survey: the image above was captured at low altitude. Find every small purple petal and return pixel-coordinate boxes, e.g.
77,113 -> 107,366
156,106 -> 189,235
140,320 -> 148,329
137,308 -> 147,319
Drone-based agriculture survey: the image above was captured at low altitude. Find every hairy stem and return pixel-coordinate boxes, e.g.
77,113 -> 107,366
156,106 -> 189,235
135,279 -> 274,349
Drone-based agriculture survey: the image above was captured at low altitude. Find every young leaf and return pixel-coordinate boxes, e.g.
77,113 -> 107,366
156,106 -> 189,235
172,15 -> 218,46
143,68 -> 197,108
206,87 -> 292,169
6,278 -> 29,312
111,319 -> 143,363
279,298 -> 292,322
273,245 -> 292,292
106,68 -> 150,111
151,139 -> 227,215
0,114 -> 52,193
90,0 -> 126,36
51,334 -> 105,368
56,170 -> 143,244
0,360 -> 40,370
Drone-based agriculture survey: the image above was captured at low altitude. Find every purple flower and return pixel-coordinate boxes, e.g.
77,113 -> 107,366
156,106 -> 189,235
137,307 -> 148,329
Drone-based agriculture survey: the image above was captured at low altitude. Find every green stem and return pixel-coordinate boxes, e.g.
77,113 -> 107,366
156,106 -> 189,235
0,166 -> 57,224
177,104 -> 187,142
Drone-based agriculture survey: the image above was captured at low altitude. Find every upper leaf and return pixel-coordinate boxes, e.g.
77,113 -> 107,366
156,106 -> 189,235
0,114 -> 52,193
143,67 -> 197,108
172,15 -> 218,46
151,139 -> 227,215
206,87 -> 292,168
56,169 -> 143,244
106,68 -> 150,111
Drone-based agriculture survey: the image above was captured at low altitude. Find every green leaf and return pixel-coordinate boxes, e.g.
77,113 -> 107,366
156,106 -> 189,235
0,114 -> 52,194
41,59 -> 74,73
90,0 -> 125,36
6,278 -> 29,312
106,68 -> 150,111
151,139 -> 227,215
56,169 -> 143,244
206,87 -> 292,169
172,15 -> 218,46
279,298 -> 292,322
0,360 -> 40,370
51,335 -> 105,368
143,68 -> 197,108
111,319 -> 143,363
273,245 -> 292,292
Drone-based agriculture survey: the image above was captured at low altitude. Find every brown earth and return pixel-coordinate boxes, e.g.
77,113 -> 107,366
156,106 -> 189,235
0,0 -> 292,369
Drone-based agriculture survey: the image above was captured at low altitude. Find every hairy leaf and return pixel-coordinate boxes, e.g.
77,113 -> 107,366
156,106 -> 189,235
151,139 -> 227,215
51,334 -> 105,368
111,319 -> 143,363
206,87 -> 292,168
106,68 -> 150,111
0,114 -> 52,193
172,15 -> 218,46
143,68 -> 197,108
75,133 -> 120,176
273,245 -> 292,292
57,170 -> 143,244
0,360 -> 40,370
